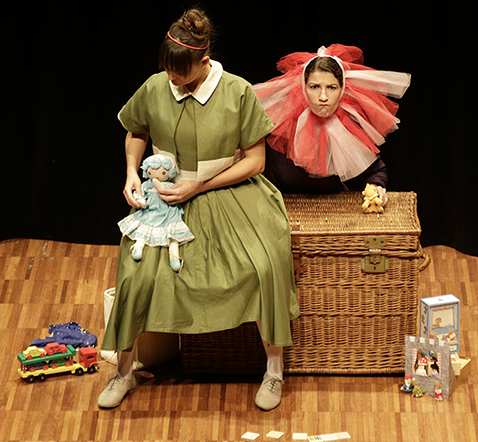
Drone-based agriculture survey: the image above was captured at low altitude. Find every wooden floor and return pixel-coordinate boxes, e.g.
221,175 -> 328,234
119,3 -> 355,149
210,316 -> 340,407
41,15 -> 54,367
0,239 -> 477,442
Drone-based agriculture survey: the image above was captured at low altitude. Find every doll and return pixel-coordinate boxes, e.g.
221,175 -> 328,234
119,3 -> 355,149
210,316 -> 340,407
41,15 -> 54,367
400,375 -> 413,393
411,379 -> 425,398
415,357 -> 428,376
118,154 -> 194,271
362,184 -> 384,214
434,381 -> 444,401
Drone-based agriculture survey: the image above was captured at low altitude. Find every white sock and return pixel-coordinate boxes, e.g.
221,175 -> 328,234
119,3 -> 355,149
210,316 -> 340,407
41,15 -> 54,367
264,342 -> 283,380
256,321 -> 284,380
116,342 -> 136,380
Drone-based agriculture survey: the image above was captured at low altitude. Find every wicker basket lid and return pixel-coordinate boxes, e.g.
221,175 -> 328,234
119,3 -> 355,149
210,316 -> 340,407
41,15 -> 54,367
283,192 -> 422,255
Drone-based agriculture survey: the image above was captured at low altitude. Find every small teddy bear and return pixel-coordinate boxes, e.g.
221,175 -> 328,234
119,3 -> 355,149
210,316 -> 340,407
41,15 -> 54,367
362,183 -> 384,214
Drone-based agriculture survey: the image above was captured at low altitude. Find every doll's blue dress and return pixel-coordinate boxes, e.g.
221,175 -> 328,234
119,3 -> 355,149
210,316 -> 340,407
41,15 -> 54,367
118,180 -> 194,246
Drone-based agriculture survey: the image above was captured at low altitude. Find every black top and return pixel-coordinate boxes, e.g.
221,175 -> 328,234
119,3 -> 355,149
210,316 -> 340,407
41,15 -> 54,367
263,143 -> 388,194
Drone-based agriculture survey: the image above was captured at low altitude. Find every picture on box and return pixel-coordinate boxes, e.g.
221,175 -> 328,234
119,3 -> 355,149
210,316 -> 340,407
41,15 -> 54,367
428,306 -> 458,345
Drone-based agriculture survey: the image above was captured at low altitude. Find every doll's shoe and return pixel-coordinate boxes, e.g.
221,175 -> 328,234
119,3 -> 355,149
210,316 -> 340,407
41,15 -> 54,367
255,373 -> 284,411
98,373 -> 136,408
170,258 -> 183,272
130,244 -> 144,261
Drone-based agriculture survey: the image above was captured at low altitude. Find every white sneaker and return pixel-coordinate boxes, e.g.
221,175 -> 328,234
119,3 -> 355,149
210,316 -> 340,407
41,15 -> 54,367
98,373 -> 136,408
255,373 -> 284,411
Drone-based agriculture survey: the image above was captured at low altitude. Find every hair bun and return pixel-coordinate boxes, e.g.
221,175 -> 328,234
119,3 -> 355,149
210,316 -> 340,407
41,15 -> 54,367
179,9 -> 212,40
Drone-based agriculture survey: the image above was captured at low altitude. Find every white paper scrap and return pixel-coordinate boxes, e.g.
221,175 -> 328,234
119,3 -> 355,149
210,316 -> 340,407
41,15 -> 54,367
266,430 -> 284,439
308,433 -> 351,441
242,432 -> 260,440
293,433 -> 308,440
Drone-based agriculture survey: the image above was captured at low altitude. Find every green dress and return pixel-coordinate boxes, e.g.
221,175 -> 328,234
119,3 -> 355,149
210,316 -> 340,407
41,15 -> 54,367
103,62 -> 299,351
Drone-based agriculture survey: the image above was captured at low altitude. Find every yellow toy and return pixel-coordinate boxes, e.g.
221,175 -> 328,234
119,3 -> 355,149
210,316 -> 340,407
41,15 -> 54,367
362,183 -> 384,214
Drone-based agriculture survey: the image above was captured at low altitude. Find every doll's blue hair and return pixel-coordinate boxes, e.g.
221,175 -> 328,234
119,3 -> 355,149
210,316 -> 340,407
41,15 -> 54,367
141,154 -> 177,179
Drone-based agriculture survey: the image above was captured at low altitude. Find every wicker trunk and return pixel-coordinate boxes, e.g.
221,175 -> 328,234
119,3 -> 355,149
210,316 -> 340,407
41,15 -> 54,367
180,191 -> 428,374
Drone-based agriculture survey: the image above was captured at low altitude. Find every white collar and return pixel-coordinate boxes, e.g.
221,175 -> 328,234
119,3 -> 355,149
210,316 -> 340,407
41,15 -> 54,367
169,60 -> 223,105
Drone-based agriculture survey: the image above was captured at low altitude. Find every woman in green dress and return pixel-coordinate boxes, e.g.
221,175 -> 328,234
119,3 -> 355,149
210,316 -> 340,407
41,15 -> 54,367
99,8 -> 299,411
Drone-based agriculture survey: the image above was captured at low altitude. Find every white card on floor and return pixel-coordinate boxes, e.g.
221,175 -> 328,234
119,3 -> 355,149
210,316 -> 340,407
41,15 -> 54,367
308,433 -> 351,441
242,432 -> 260,440
293,434 -> 308,440
267,430 -> 284,439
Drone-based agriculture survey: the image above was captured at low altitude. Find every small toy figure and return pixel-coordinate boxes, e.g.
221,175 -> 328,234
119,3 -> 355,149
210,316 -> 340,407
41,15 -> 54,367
446,328 -> 457,342
400,375 -> 414,393
118,154 -> 194,271
362,183 -> 384,214
430,361 -> 440,377
411,379 -> 425,398
415,358 -> 428,376
434,381 -> 444,401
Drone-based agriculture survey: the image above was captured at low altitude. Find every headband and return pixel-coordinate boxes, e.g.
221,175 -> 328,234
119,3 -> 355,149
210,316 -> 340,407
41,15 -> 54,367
167,31 -> 209,51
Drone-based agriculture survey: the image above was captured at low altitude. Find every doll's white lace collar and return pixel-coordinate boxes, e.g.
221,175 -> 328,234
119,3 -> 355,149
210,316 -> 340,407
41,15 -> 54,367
169,60 -> 223,105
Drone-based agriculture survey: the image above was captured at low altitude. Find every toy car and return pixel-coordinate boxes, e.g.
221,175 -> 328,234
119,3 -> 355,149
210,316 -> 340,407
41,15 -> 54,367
22,346 -> 46,360
45,342 -> 68,356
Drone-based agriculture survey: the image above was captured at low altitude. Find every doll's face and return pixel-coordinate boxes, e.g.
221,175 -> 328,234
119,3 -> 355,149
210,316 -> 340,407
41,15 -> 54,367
147,166 -> 170,182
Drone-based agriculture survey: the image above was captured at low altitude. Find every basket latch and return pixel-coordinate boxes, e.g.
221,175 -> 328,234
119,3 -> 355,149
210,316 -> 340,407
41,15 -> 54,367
361,236 -> 389,273
291,223 -> 307,280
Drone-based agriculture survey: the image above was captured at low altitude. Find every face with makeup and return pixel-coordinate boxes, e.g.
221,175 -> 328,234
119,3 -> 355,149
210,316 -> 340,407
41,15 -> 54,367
304,70 -> 343,118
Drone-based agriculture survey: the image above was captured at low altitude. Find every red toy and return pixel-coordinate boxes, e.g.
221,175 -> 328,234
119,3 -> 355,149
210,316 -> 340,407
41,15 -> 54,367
45,342 -> 68,356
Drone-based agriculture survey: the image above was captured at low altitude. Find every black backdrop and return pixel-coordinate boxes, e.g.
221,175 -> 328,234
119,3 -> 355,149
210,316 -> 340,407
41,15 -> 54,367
3,2 -> 477,256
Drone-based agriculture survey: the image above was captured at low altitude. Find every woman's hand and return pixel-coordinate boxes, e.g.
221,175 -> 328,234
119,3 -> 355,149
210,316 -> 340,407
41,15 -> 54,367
375,185 -> 388,206
123,131 -> 149,208
157,138 -> 267,205
157,180 -> 203,205
124,171 -> 144,208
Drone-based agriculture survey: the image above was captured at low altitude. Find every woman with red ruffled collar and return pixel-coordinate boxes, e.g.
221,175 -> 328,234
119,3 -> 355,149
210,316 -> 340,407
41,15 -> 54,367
254,44 -> 411,204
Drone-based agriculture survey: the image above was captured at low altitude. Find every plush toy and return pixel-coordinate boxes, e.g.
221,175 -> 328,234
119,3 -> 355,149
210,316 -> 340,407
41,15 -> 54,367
362,183 -> 384,214
118,154 -> 194,271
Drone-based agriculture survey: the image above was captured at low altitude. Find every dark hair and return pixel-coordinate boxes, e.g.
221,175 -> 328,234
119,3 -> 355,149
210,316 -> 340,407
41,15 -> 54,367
158,8 -> 215,76
304,57 -> 344,88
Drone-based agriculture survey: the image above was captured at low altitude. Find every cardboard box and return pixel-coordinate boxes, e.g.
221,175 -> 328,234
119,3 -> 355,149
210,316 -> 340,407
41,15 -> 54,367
420,294 -> 460,353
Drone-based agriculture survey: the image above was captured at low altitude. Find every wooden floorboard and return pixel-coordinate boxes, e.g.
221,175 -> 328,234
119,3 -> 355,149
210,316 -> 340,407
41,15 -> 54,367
0,239 -> 477,442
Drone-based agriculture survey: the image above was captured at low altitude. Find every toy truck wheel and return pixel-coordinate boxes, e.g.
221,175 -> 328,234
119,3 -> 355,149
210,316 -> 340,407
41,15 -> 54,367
27,375 -> 35,383
87,365 -> 96,374
75,367 -> 84,376
39,374 -> 46,382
